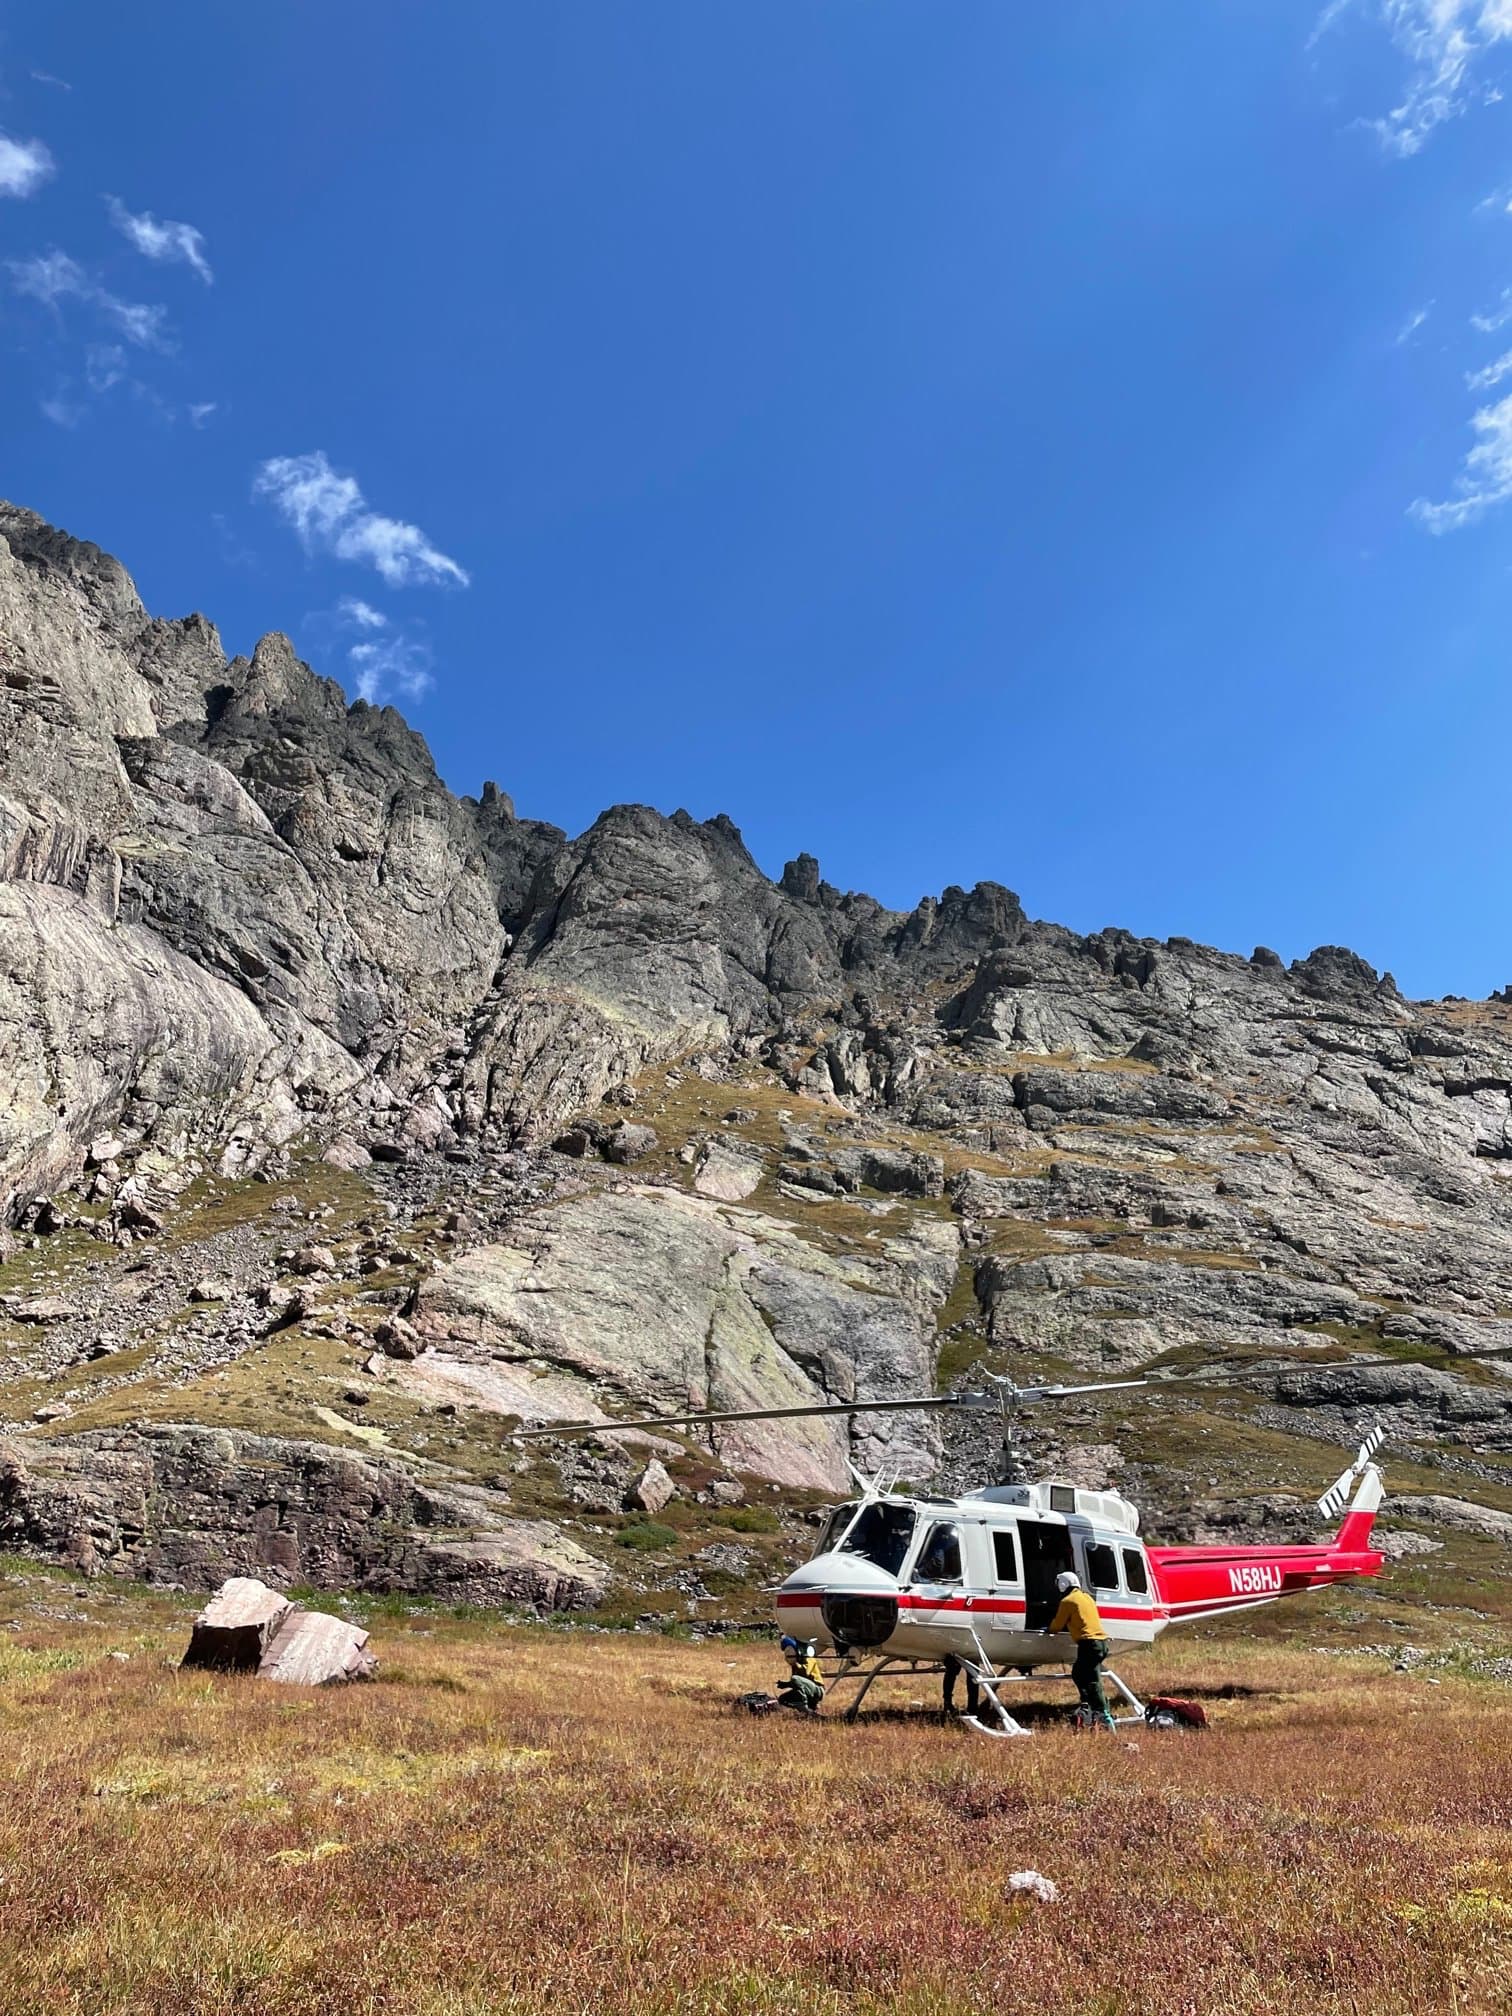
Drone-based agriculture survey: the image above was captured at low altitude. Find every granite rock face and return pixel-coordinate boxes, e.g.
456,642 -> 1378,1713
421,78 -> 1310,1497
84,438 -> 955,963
408,1186 -> 956,1489
0,502 -> 1060,1202
4,499 -> 1512,1599
0,1424 -> 607,1608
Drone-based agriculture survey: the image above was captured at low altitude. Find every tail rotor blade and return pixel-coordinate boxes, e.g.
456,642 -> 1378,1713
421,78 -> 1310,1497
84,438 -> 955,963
1316,1468 -> 1356,1520
1316,1422 -> 1387,1518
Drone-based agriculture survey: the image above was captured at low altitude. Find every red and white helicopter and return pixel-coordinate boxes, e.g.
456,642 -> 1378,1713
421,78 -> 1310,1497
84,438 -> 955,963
530,1373 -> 1387,1736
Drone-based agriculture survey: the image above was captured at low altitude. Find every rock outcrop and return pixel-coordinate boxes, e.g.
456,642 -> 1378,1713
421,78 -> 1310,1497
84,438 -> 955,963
407,1187 -> 956,1489
0,1424 -> 607,1608
4,498 -> 1512,1609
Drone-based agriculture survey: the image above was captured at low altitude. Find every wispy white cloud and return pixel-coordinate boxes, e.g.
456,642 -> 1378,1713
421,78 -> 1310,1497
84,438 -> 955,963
1410,389 -> 1512,529
7,248 -> 173,350
105,196 -> 213,285
39,389 -> 84,429
97,295 -> 172,350
0,131 -> 54,198
1472,284 -> 1512,331
30,72 -> 71,92
305,595 -> 432,704
189,401 -> 218,429
347,633 -> 435,705
9,249 -> 86,305
336,596 -> 388,631
1396,300 -> 1435,343
252,451 -> 469,588
1467,345 -> 1512,387
84,343 -> 126,393
1318,2 -> 1512,155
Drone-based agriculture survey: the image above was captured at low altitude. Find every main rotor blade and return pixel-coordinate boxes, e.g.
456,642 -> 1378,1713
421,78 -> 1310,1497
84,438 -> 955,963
1140,1347 -> 1512,1390
1012,1377 -> 1151,1402
516,1374 -> 1152,1440
517,1392 -> 991,1439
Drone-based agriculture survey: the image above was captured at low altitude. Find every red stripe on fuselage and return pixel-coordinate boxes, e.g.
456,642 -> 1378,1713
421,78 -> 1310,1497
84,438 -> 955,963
775,1591 -> 1161,1623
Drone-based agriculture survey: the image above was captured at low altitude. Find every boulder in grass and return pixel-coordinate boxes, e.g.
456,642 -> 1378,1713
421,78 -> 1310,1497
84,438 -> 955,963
6,1296 -> 78,1324
181,1576 -> 294,1672
180,1578 -> 377,1685
603,1121 -> 658,1165
627,1458 -> 677,1515
322,1136 -> 372,1172
257,1609 -> 377,1686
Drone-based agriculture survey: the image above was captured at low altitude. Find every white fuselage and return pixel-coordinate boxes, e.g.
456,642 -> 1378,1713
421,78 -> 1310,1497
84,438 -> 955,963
774,1482 -> 1168,1666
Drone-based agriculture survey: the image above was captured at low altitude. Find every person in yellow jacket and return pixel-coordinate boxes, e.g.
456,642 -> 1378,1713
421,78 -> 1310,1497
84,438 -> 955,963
1044,1571 -> 1116,1730
777,1635 -> 825,1714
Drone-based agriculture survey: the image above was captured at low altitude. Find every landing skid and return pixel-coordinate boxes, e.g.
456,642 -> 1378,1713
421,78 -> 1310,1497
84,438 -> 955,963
825,1644 -> 1146,1739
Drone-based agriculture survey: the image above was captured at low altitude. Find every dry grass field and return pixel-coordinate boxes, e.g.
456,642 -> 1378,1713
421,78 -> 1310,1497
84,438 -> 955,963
0,1563 -> 1507,2016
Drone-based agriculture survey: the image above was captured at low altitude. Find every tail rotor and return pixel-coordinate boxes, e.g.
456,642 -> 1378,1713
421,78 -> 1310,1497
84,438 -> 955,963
1316,1425 -> 1386,1520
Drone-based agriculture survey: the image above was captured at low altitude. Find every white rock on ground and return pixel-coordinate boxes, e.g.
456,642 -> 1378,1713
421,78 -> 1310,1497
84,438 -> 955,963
257,1608 -> 378,1686
181,1576 -> 294,1671
693,1140 -> 765,1201
627,1459 -> 677,1514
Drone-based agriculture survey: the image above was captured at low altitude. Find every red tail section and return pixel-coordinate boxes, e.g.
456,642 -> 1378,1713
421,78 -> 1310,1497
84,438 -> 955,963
1147,1468 -> 1384,1626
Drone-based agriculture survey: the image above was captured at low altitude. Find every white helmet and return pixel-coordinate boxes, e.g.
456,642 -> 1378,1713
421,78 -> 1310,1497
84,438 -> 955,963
1054,1571 -> 1080,1594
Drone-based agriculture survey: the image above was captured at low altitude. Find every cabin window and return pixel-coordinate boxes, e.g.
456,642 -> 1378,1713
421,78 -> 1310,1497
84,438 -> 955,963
1048,1485 -> 1077,1514
992,1528 -> 1019,1583
913,1523 -> 962,1584
835,1502 -> 916,1578
1085,1542 -> 1120,1592
1122,1547 -> 1149,1595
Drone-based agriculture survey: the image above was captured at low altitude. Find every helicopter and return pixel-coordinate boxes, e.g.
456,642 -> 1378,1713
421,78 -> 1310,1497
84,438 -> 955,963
525,1373 -> 1388,1736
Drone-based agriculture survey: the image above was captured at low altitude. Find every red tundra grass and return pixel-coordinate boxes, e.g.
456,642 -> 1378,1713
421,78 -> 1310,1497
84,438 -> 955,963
0,1575 -> 1506,2016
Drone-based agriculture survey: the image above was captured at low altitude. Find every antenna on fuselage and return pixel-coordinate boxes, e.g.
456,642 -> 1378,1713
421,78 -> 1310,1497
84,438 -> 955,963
845,1459 -> 898,1501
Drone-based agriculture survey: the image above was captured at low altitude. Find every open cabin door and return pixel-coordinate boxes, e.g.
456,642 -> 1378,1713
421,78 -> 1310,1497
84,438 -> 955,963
1019,1520 -> 1074,1629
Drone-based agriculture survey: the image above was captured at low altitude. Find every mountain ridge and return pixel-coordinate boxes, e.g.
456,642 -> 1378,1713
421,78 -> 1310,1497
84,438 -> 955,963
2,497 -> 1510,1622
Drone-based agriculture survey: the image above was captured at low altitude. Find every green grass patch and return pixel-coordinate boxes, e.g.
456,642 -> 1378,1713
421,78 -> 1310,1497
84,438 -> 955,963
615,1522 -> 679,1552
715,1506 -> 780,1535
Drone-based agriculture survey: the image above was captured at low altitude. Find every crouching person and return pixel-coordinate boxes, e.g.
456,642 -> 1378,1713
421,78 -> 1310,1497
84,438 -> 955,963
777,1635 -> 825,1715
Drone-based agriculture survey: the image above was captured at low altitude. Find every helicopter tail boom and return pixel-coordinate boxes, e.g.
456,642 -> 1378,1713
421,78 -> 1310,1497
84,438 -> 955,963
1145,1461 -> 1385,1625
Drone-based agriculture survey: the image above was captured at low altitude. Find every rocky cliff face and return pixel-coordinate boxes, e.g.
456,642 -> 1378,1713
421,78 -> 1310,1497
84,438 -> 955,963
2,501 -> 1510,1617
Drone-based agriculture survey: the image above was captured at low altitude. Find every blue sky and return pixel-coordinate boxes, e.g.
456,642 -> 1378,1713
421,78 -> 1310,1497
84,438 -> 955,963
4,5 -> 1512,998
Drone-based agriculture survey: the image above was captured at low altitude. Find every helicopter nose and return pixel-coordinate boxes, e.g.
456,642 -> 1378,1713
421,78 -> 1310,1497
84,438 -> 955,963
775,1551 -> 901,1650
780,1552 -> 898,1598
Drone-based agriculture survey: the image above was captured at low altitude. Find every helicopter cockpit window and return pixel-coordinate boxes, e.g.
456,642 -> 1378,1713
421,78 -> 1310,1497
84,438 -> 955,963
1122,1547 -> 1149,1595
913,1523 -> 962,1584
814,1504 -> 860,1557
835,1502 -> 917,1578
1085,1542 -> 1120,1592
